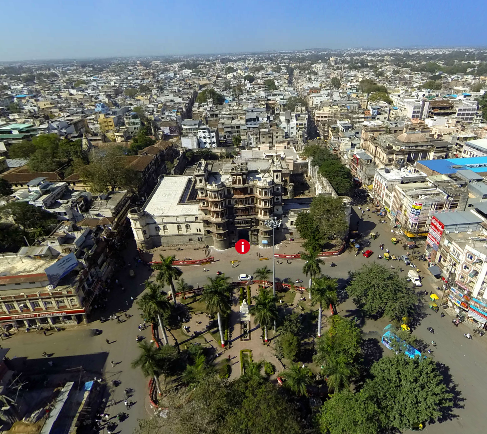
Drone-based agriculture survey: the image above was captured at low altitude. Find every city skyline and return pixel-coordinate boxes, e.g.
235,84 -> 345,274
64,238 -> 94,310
1,0 -> 486,62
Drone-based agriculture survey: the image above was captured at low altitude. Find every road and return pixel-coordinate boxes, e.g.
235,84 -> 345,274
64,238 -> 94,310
4,204 -> 487,433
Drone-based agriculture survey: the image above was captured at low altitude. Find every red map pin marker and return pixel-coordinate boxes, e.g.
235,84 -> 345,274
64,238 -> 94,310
235,239 -> 250,255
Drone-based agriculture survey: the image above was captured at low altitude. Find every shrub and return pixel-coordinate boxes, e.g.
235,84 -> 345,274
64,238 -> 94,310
264,361 -> 275,376
219,362 -> 231,379
247,286 -> 251,305
239,287 -> 245,304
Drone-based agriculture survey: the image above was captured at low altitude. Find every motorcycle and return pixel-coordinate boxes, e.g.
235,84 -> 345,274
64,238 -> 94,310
427,327 -> 434,334
464,333 -> 472,339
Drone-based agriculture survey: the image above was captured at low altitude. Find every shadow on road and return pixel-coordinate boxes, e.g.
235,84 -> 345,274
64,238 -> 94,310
435,362 -> 464,424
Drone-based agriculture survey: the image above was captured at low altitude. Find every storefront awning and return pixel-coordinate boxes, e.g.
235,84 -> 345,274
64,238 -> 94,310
428,265 -> 442,276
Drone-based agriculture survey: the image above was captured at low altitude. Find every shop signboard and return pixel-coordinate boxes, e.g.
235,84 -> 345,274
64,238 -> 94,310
0,308 -> 85,322
45,253 -> 79,287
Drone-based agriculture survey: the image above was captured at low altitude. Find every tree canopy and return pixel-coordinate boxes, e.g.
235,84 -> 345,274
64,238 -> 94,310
359,79 -> 388,94
369,91 -> 393,105
243,74 -> 255,83
264,79 -> 277,91
331,77 -> 341,89
8,134 -> 85,173
124,87 -> 138,98
135,377 -> 303,434
196,88 -> 225,105
295,195 -> 349,251
347,263 -> 418,321
76,147 -> 139,192
0,179 -> 13,197
283,96 -> 307,111
421,80 -> 443,90
128,126 -> 155,155
303,144 -> 353,195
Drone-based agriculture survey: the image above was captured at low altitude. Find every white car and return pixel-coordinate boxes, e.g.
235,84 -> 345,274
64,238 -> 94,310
238,274 -> 252,281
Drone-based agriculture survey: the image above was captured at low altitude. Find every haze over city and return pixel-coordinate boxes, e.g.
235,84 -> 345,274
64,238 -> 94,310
1,0 -> 487,61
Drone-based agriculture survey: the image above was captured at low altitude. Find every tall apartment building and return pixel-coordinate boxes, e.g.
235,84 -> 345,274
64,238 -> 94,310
194,158 -> 284,250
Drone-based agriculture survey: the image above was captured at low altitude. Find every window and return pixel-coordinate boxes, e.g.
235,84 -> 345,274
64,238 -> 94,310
31,301 -> 41,309
70,298 -> 78,306
44,300 -> 53,308
155,226 -> 160,232
163,225 -> 168,233
177,225 -> 182,233
5,303 -> 15,311
185,224 -> 191,232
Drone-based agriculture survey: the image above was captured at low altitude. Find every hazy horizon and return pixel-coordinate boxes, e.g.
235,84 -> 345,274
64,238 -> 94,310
0,0 -> 486,62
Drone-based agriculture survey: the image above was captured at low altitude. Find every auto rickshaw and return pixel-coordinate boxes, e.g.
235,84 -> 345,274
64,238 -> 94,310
384,252 -> 390,260
429,302 -> 439,313
430,293 -> 439,301
391,237 -> 399,245
401,324 -> 410,331
391,254 -> 397,260
411,422 -> 424,431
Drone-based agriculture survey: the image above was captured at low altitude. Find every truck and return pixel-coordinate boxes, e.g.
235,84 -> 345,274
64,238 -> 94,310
408,270 -> 422,287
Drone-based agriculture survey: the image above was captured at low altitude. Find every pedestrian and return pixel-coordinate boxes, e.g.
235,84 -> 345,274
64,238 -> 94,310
43,330 -> 47,336
124,400 -> 128,407
111,361 -> 115,367
106,339 -> 110,344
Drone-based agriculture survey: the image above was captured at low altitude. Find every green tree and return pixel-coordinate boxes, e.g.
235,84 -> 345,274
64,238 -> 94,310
152,254 -> 183,306
243,74 -> 255,83
359,79 -> 387,94
369,91 -> 393,105
196,88 -> 225,105
132,106 -> 147,121
73,79 -> 86,87
421,80 -> 442,90
128,128 -> 156,154
331,77 -> 341,89
232,135 -> 242,147
241,359 -> 264,383
264,79 -> 277,91
315,316 -> 362,392
311,275 -> 337,337
301,249 -> 323,289
347,263 -> 418,321
176,278 -> 193,300
131,341 -> 166,395
225,66 -> 236,74
0,179 -> 13,197
76,147 -> 139,192
284,96 -> 307,111
471,82 -> 483,92
8,102 -> 21,113
282,363 -> 313,396
182,351 -> 213,387
275,331 -> 300,362
139,84 -> 151,93
0,202 -> 56,238
367,355 -> 453,430
251,287 -> 278,342
319,389 -> 381,434
8,140 -> 37,158
137,281 -> 171,345
0,223 -> 24,253
124,87 -> 138,98
201,274 -> 232,347
254,266 -> 271,282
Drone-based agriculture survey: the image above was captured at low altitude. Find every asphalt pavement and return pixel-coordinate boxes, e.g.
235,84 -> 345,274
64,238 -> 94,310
4,205 -> 487,433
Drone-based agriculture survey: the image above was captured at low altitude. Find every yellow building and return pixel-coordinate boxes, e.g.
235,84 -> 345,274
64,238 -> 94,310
98,114 -> 116,131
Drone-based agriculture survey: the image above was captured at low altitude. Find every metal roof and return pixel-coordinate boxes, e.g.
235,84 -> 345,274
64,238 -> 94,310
433,210 -> 483,227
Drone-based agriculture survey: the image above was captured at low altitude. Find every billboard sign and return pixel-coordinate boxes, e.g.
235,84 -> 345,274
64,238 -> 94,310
45,253 -> 79,287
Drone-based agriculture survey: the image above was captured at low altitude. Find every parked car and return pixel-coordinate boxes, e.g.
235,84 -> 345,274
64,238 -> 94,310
238,274 -> 252,281
363,250 -> 373,258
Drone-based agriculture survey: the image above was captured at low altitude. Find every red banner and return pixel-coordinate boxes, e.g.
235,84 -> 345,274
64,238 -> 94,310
0,308 -> 85,321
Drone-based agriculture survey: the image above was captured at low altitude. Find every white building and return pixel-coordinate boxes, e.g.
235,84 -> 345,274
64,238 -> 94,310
128,176 -> 203,248
461,139 -> 487,158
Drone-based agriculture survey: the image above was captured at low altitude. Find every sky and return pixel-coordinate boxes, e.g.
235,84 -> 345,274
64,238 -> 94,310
1,0 -> 487,61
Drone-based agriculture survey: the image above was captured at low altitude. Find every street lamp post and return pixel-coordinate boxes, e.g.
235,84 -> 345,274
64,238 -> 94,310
265,217 -> 281,297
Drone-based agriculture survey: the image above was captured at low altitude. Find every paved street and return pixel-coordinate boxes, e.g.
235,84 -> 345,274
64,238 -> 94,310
4,204 -> 487,433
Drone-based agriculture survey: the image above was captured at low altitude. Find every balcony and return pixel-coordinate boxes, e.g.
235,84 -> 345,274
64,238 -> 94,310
207,195 -> 224,202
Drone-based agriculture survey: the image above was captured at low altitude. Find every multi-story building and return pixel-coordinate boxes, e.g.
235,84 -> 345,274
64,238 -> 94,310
194,158 -> 284,250
461,139 -> 487,158
373,167 -> 427,211
197,126 -> 219,148
390,176 -> 468,237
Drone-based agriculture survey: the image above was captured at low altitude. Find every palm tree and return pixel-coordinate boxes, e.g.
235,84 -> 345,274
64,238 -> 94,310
322,357 -> 355,393
176,278 -> 193,300
282,363 -> 313,396
152,254 -> 182,305
301,249 -> 323,299
201,274 -> 232,348
254,266 -> 271,283
311,275 -> 338,337
182,353 -> 211,387
137,281 -> 170,345
252,287 -> 278,342
131,340 -> 164,395
242,359 -> 264,382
